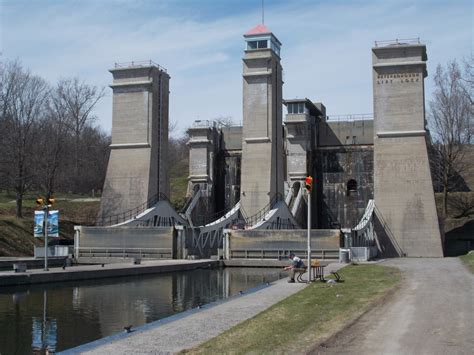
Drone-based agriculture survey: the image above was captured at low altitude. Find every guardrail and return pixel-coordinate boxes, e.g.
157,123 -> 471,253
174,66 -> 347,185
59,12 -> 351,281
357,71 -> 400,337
351,199 -> 376,247
114,60 -> 168,73
374,38 -> 421,47
326,113 -> 373,121
241,193 -> 284,228
373,205 -> 405,256
97,192 -> 171,226
230,248 -> 339,260
77,247 -> 172,259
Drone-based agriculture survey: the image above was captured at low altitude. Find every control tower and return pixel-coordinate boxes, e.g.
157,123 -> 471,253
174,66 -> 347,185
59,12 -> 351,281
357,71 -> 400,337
99,61 -> 170,218
372,40 -> 443,257
240,24 -> 284,217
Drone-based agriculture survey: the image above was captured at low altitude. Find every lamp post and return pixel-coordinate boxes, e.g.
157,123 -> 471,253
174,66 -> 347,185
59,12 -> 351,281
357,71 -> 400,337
36,197 -> 54,271
305,176 -> 313,282
43,204 -> 49,271
307,189 -> 311,282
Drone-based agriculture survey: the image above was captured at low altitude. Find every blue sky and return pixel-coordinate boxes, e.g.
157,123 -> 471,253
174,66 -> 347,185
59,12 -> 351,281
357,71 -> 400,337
1,0 -> 472,136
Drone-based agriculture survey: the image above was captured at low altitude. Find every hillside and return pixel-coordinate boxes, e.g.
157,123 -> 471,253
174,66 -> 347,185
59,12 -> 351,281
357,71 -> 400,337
0,191 -> 100,257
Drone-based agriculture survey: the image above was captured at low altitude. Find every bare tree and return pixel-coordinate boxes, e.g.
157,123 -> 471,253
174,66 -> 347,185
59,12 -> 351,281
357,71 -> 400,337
214,115 -> 236,128
59,78 -> 105,192
0,60 -> 49,217
35,81 -> 70,198
429,59 -> 474,217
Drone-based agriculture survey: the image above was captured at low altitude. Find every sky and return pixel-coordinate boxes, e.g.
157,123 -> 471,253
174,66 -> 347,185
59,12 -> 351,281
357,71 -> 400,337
1,0 -> 472,137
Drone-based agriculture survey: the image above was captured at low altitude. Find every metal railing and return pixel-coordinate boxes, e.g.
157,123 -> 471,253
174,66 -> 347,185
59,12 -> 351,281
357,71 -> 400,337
193,207 -> 230,227
373,205 -> 405,257
230,248 -> 339,260
77,247 -> 172,259
326,113 -> 373,121
262,220 -> 298,230
96,192 -> 171,226
374,38 -> 421,47
241,193 -> 284,228
191,119 -> 215,128
351,199 -> 376,247
114,60 -> 168,73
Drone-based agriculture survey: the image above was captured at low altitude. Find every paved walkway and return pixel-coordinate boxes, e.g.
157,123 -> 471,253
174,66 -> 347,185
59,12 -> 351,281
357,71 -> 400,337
314,258 -> 474,355
64,263 -> 344,354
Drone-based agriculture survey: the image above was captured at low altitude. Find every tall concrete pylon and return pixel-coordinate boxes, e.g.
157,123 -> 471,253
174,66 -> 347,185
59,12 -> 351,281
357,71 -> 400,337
372,41 -> 443,257
240,24 -> 284,217
99,61 -> 170,218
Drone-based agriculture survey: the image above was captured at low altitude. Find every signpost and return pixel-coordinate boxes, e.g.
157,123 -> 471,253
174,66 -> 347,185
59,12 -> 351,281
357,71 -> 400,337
35,197 -> 56,271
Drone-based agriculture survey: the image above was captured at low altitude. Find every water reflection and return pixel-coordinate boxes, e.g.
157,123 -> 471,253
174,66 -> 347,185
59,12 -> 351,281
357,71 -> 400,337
0,267 -> 285,353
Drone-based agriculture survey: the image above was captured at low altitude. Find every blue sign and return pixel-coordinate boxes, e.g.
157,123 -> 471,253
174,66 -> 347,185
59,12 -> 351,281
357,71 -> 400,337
34,210 -> 59,238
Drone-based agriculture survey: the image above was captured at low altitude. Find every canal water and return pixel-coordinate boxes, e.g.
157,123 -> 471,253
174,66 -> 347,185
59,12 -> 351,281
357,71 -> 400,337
0,267 -> 286,354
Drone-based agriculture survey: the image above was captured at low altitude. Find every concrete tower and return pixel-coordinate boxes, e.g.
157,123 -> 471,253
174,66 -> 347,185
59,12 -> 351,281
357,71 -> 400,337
372,40 -> 443,257
99,61 -> 170,218
240,24 -> 284,217
186,120 -> 218,222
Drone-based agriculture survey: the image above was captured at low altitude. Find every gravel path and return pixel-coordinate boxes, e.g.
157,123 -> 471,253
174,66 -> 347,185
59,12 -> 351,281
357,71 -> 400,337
314,258 -> 474,355
66,263 -> 344,354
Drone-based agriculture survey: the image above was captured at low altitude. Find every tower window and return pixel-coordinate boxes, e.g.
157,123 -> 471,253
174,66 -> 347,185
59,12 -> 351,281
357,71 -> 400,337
247,40 -> 268,50
347,179 -> 357,196
287,103 -> 306,114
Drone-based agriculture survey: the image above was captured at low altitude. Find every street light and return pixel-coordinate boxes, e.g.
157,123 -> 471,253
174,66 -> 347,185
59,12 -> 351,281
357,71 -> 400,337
36,196 -> 55,271
305,176 -> 313,282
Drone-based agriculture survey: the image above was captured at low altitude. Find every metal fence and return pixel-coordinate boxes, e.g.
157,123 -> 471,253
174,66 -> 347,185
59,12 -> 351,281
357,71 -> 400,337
114,60 -> 168,72
229,248 -> 339,260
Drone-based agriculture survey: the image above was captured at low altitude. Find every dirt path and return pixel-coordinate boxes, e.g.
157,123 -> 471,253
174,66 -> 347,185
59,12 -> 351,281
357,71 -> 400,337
313,258 -> 473,355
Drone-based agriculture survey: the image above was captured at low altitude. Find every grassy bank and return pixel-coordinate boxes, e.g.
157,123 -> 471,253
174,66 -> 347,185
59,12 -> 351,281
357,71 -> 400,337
184,264 -> 400,354
459,251 -> 474,273
0,191 -> 100,256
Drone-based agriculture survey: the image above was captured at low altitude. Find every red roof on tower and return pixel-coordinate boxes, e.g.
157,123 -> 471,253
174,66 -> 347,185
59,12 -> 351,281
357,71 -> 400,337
244,24 -> 272,36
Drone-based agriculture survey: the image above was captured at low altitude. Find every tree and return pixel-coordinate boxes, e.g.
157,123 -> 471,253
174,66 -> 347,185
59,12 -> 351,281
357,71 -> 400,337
59,78 -> 105,192
0,60 -> 49,217
429,59 -> 474,218
34,81 -> 70,198
214,115 -> 236,128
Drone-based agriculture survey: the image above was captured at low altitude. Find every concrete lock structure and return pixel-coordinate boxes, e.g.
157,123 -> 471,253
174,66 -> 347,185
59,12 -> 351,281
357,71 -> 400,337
372,40 -> 443,257
92,26 -> 445,259
99,61 -> 170,219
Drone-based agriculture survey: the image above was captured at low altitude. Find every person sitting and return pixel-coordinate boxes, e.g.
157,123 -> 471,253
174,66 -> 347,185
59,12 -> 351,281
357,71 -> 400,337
284,253 -> 305,283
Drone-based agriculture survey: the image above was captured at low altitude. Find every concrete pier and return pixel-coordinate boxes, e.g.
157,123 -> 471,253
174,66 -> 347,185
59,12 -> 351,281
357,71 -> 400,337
0,259 -> 218,287
0,256 -> 67,271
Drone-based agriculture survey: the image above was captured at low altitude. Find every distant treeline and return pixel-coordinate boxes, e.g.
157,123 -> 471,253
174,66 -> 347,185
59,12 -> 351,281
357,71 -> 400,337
0,59 -> 110,217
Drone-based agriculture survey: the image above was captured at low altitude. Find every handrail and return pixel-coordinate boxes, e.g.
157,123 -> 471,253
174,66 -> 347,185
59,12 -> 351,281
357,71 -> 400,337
96,192 -> 171,226
373,205 -> 405,257
194,206 -> 232,227
114,60 -> 168,73
326,113 -> 373,121
351,199 -> 375,247
242,193 -> 284,228
374,38 -> 421,47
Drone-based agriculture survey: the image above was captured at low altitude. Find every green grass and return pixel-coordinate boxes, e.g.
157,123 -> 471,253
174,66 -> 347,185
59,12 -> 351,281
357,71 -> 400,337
184,264 -> 401,354
459,251 -> 474,273
0,216 -> 79,256
0,191 -> 100,256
